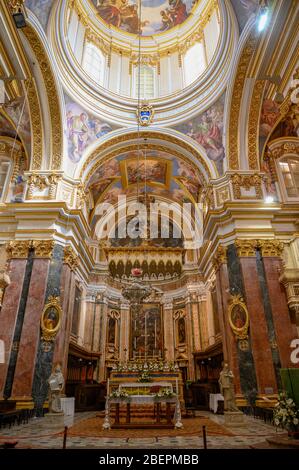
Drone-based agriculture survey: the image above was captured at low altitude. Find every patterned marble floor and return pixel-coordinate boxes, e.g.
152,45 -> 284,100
0,411 -> 286,449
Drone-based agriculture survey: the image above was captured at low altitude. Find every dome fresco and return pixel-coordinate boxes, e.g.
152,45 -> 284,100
91,0 -> 196,36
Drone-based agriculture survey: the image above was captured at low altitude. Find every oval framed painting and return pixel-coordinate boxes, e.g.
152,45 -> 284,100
41,296 -> 62,341
228,295 -> 249,340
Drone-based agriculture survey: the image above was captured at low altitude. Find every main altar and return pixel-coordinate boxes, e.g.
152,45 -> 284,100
102,360 -> 184,429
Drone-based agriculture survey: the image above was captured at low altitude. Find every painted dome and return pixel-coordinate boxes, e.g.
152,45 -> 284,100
91,0 -> 196,37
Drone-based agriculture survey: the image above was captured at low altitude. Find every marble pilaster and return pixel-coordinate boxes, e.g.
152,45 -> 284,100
119,303 -> 130,362
163,301 -> 175,363
11,257 -> 50,401
0,258 -> 27,398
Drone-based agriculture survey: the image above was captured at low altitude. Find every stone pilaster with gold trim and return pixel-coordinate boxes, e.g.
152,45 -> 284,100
63,245 -> 79,271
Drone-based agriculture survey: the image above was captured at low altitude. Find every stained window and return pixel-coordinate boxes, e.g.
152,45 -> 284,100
82,42 -> 104,84
184,42 -> 206,86
279,157 -> 299,197
135,65 -> 155,99
0,158 -> 11,201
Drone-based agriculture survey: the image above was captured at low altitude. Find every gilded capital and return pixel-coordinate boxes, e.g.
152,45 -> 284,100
235,239 -> 257,257
6,241 -> 31,259
213,245 -> 227,271
257,240 -> 284,258
32,240 -> 54,258
63,246 -> 79,271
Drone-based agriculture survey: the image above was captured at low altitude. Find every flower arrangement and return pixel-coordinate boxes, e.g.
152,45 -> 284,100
109,389 -> 130,400
138,370 -> 152,383
273,392 -> 299,433
155,389 -> 176,399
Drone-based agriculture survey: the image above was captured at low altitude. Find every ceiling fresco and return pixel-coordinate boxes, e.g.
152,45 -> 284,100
91,0 -> 196,36
87,149 -> 203,229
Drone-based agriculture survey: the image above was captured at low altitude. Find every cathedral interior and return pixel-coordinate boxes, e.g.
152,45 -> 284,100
0,0 -> 299,451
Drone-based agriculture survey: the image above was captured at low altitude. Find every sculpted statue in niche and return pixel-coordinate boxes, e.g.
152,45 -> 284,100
178,317 -> 186,343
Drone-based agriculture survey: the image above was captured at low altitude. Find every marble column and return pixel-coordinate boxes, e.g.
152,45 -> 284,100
31,244 -> 64,415
185,296 -> 195,381
213,245 -> 242,395
11,241 -> 53,404
53,246 -> 78,382
119,302 -> 130,362
0,241 -> 31,399
236,240 -> 278,396
226,243 -> 259,402
259,241 -> 299,368
163,301 -> 175,362
98,299 -> 108,381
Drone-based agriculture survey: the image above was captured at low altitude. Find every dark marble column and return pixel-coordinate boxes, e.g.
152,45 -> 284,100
31,244 -> 64,415
213,246 -> 242,395
0,241 -> 31,399
53,246 -> 78,383
10,241 -> 53,404
226,243 -> 258,402
259,241 -> 299,368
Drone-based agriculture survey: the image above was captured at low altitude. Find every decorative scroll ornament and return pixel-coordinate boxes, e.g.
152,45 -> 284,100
41,296 -> 62,342
228,294 -> 249,340
137,102 -> 154,127
212,245 -> 227,271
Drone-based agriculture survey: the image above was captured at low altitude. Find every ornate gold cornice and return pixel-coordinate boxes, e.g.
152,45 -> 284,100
248,80 -> 265,170
32,240 -> 54,258
22,26 -> 62,170
257,240 -> 284,258
231,173 -> 263,199
212,245 -> 227,271
228,33 -> 258,170
235,239 -> 257,257
6,240 -> 31,259
63,245 -> 79,271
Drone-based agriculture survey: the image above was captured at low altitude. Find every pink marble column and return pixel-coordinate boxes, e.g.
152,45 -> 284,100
263,256 -> 299,368
0,258 -> 27,398
11,258 -> 50,401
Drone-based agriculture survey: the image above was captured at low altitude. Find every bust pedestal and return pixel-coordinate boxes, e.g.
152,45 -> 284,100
224,410 -> 244,427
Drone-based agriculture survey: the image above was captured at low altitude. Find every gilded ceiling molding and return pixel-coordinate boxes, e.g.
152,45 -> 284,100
6,240 -> 32,259
212,245 -> 227,271
32,240 -> 54,258
0,138 -> 26,178
247,80 -> 265,170
63,245 -> 79,271
234,239 -> 257,257
26,78 -> 42,169
231,173 -> 263,199
228,33 -> 258,170
257,240 -> 284,258
22,25 -> 63,170
80,133 -> 211,183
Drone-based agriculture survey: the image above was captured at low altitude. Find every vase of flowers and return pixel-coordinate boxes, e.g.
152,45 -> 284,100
138,370 -> 152,383
273,392 -> 299,438
155,389 -> 176,400
109,389 -> 130,401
